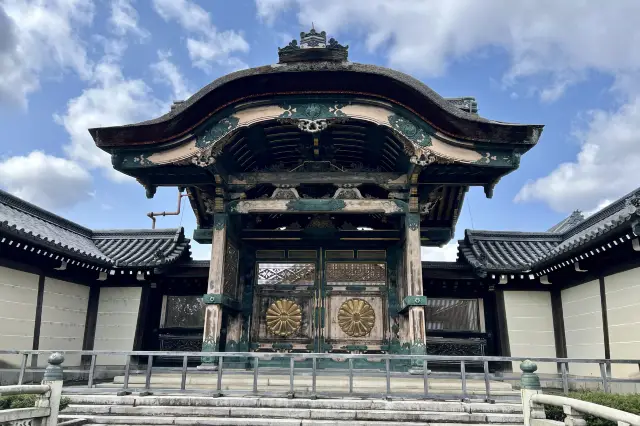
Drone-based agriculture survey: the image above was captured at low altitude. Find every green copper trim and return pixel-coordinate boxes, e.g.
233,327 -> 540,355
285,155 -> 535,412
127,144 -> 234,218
286,199 -> 346,212
474,150 -> 521,167
213,214 -> 227,230
399,295 -> 428,313
272,342 -> 294,351
388,114 -> 433,147
406,213 -> 420,231
343,345 -> 368,352
279,101 -> 348,120
121,153 -> 154,169
196,116 -> 240,148
201,336 -> 218,364
202,294 -> 241,311
392,200 -> 409,212
520,360 -> 541,389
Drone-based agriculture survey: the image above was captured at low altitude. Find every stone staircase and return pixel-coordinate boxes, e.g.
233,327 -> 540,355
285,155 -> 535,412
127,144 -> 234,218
59,394 -> 525,426
96,372 -> 520,401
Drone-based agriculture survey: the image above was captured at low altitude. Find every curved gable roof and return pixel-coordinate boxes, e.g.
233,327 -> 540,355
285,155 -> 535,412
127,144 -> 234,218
90,61 -> 543,149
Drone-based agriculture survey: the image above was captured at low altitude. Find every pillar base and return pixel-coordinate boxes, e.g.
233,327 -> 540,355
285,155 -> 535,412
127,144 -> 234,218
197,364 -> 219,371
408,367 -> 431,375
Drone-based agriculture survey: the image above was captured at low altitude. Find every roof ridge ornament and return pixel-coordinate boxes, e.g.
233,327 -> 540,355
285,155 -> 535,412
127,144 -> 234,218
278,27 -> 348,63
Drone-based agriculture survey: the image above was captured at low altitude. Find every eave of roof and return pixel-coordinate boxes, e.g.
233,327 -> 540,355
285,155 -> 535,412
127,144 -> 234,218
458,188 -> 640,274
89,61 -> 543,148
0,189 -> 191,269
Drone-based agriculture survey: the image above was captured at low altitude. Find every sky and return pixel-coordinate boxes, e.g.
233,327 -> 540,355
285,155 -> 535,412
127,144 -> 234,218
1,0 -> 640,262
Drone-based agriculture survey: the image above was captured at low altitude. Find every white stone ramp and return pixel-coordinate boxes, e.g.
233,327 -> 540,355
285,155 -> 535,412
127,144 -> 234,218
59,395 -> 524,426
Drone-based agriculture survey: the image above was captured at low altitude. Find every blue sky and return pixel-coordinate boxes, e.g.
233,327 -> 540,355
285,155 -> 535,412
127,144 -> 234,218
1,0 -> 639,261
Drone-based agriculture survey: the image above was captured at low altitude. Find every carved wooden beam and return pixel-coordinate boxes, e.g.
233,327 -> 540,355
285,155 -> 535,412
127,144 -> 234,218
227,172 -> 407,188
227,199 -> 408,214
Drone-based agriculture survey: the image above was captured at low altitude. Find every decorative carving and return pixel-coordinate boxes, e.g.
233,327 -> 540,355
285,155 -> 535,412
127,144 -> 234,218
406,213 -> 420,231
306,214 -> 335,229
201,336 -> 218,364
191,151 -> 216,167
266,299 -> 302,337
626,195 -> 640,209
333,187 -> 363,199
326,263 -> 386,284
389,114 -> 432,147
271,187 -> 300,199
223,242 -> 239,297
447,97 -> 478,114
201,193 -> 217,215
279,102 -> 347,134
426,339 -> 485,357
213,215 -> 226,230
286,199 -> 346,212
257,263 -> 316,286
197,116 -> 240,148
338,299 -> 376,338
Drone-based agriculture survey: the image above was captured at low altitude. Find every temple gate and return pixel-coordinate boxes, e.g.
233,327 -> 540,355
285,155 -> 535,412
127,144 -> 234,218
90,28 -> 541,371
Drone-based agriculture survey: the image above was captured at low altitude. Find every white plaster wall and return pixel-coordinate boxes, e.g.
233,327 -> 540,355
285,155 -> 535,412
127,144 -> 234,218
503,291 -> 556,373
561,280 -> 605,377
604,268 -> 640,378
93,287 -> 142,365
38,278 -> 89,367
0,266 -> 39,366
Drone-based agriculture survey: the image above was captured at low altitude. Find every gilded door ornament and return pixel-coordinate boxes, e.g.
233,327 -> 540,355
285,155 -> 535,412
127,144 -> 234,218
338,299 -> 376,337
266,299 -> 302,337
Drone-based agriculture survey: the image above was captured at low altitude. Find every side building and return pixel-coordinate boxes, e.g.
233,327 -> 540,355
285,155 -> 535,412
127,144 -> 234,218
0,186 -> 639,377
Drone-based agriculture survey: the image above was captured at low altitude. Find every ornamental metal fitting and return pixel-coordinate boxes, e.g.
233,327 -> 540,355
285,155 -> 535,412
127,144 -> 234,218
520,359 -> 541,389
43,352 -> 65,381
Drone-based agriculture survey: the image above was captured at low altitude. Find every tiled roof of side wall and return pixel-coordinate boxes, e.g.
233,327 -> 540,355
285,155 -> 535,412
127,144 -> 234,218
0,189 -> 190,268
458,187 -> 640,273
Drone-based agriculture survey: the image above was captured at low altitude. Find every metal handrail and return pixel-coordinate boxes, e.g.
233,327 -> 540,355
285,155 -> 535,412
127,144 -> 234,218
532,394 -> 640,426
2,350 -> 640,402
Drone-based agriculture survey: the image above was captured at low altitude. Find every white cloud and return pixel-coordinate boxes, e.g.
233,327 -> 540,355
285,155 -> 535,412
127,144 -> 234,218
0,0 -> 94,108
0,151 -> 93,210
109,0 -> 149,40
256,0 -> 640,99
54,60 -> 164,179
516,96 -> 640,212
151,50 -> 191,100
152,0 -> 249,71
421,243 -> 458,262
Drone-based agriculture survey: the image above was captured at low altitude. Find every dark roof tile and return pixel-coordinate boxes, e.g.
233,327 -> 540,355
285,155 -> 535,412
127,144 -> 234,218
0,190 -> 190,268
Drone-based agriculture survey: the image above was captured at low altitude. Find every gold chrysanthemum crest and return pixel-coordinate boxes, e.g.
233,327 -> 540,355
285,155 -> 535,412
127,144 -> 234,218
266,299 -> 302,337
338,298 -> 375,338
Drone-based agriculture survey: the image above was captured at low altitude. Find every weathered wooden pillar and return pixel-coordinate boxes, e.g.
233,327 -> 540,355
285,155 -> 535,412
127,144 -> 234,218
404,213 -> 427,373
200,214 -> 228,368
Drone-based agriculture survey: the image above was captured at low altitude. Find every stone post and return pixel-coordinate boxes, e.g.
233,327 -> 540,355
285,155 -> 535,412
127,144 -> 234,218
404,213 -> 427,373
521,360 -> 546,426
38,353 -> 64,426
200,213 -> 228,369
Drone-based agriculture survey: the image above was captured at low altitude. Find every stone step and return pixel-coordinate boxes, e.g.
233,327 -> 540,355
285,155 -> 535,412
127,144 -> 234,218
80,421 -> 524,426
62,404 -> 524,423
63,395 -> 523,414
62,413 -> 524,425
111,373 -> 514,391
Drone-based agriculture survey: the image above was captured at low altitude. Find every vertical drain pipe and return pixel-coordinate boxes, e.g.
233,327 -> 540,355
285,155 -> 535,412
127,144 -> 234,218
147,190 -> 187,229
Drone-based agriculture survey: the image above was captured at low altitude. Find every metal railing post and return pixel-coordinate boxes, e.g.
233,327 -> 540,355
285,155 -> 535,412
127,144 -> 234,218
142,355 -> 153,395
561,362 -> 569,394
348,358 -> 354,395
253,357 -> 259,394
311,357 -> 317,396
289,357 -> 295,396
385,358 -> 391,397
18,353 -> 27,385
483,360 -> 491,402
600,362 -> 610,393
87,354 -> 97,388
423,358 -> 429,398
215,355 -> 224,396
460,360 -> 467,400
180,355 -> 188,391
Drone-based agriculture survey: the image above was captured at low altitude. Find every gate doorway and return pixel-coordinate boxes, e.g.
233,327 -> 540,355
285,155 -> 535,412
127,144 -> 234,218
251,248 -> 389,353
